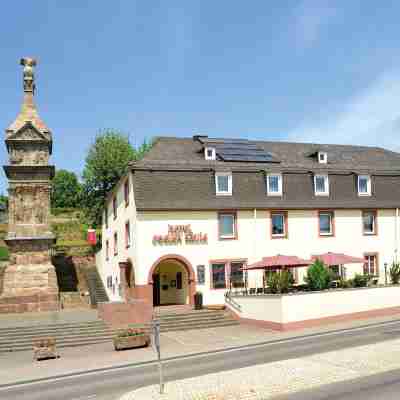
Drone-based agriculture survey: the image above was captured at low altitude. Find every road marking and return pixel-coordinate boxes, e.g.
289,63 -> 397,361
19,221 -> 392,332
1,318 -> 400,391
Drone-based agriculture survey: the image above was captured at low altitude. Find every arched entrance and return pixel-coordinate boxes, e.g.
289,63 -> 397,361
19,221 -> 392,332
148,255 -> 195,307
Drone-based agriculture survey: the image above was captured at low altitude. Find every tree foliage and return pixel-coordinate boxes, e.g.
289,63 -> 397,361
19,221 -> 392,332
0,194 -> 8,208
82,129 -> 152,226
51,169 -> 82,209
305,260 -> 332,291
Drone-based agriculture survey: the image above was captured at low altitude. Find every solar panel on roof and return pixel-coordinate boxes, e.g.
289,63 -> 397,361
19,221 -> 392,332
219,154 -> 273,162
200,138 -> 279,163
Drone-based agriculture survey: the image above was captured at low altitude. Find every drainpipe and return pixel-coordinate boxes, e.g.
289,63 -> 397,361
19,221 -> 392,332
253,208 -> 257,260
396,208 -> 399,263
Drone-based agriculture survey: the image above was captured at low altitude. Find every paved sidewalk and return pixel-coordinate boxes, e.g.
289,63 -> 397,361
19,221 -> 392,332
120,336 -> 400,400
1,313 -> 400,386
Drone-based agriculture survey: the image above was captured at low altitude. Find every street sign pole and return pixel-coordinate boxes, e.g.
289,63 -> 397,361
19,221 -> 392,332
152,319 -> 164,394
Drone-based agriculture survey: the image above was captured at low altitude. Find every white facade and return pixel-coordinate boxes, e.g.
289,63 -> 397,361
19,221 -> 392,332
99,171 -> 400,306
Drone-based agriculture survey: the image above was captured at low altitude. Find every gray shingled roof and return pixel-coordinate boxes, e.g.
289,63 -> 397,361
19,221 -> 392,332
133,136 -> 400,172
130,136 -> 400,210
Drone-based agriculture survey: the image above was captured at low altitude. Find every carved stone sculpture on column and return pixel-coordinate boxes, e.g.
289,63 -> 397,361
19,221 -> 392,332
0,58 -> 59,313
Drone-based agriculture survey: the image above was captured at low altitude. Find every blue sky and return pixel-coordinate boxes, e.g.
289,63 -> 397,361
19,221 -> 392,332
1,1 -> 400,193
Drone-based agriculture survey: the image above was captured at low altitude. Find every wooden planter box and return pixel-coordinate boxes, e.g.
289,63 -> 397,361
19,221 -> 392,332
33,337 -> 58,361
113,334 -> 150,351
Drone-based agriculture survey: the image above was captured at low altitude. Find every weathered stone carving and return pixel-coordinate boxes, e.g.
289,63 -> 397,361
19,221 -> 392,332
21,57 -> 37,94
0,58 -> 58,314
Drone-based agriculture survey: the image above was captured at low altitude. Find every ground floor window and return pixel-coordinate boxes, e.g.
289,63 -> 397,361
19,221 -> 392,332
364,254 -> 378,276
211,263 -> 226,289
211,260 -> 245,289
230,262 -> 244,288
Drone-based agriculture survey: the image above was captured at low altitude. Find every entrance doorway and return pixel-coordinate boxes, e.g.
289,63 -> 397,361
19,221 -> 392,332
150,256 -> 195,307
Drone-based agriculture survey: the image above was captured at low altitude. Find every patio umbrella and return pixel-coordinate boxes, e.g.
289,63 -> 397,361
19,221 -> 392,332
311,252 -> 365,266
243,255 -> 312,270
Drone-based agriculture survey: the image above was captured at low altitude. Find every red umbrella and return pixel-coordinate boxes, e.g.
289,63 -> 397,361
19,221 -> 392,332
311,252 -> 365,266
243,255 -> 312,270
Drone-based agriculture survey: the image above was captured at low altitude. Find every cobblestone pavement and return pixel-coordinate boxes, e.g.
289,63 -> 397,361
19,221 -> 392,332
120,337 -> 400,400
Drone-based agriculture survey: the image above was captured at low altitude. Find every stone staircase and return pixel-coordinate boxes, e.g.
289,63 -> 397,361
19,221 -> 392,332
84,267 -> 109,306
153,306 -> 240,332
0,319 -> 115,353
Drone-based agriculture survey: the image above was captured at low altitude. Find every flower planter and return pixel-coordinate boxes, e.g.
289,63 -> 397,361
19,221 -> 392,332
33,337 -> 58,361
113,334 -> 150,351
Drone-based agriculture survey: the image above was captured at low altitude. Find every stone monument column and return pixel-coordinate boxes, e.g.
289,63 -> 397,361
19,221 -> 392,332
0,58 -> 59,313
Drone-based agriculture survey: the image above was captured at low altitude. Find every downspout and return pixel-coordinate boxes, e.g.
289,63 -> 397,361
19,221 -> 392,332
394,208 -> 399,263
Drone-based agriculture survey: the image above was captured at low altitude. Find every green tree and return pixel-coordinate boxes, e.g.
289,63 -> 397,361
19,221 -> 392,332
51,169 -> 82,209
0,194 -> 8,208
305,260 -> 332,291
82,130 -> 152,226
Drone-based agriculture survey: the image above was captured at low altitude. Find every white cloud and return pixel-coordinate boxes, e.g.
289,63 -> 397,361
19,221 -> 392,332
293,0 -> 339,48
287,70 -> 400,151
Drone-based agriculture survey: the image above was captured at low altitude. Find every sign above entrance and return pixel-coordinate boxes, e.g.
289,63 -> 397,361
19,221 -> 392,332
153,224 -> 208,245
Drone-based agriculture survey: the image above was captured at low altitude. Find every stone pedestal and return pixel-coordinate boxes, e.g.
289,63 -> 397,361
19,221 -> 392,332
0,263 -> 59,313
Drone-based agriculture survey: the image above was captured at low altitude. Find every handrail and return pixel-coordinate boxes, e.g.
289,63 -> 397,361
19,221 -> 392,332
225,291 -> 242,312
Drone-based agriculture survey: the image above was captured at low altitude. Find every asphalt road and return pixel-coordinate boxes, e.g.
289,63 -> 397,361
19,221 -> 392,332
2,319 -> 400,400
275,369 -> 400,400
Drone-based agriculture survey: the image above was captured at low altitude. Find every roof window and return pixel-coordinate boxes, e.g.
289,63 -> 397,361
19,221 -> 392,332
205,147 -> 216,161
318,151 -> 327,164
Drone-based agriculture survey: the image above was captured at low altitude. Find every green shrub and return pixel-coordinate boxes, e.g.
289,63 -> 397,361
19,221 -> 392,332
338,278 -> 352,289
267,270 -> 294,294
305,260 -> 332,291
353,274 -> 369,287
390,263 -> 400,284
0,246 -> 9,261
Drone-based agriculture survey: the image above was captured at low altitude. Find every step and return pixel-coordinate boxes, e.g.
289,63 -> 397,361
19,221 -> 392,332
157,315 -> 234,326
160,321 -> 239,333
157,312 -> 227,321
155,309 -> 226,318
0,337 -> 114,352
0,328 -> 115,342
0,321 -> 107,335
0,333 -> 115,347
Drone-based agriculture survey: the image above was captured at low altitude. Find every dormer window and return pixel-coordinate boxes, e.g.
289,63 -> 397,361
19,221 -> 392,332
215,173 -> 232,196
205,147 -> 216,161
318,152 -> 327,164
267,174 -> 282,196
314,174 -> 329,196
358,175 -> 371,196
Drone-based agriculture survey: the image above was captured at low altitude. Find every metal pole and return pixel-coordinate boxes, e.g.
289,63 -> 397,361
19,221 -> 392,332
152,320 -> 164,394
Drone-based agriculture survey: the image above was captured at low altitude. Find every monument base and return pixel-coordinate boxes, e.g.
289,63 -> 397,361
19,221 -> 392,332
0,263 -> 59,314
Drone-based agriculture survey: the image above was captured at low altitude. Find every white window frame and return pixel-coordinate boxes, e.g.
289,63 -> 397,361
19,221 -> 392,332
215,173 -> 232,196
318,152 -> 327,164
267,174 -> 282,196
314,174 -> 329,196
218,212 -> 236,239
205,147 -> 216,161
319,212 -> 334,236
358,175 -> 371,196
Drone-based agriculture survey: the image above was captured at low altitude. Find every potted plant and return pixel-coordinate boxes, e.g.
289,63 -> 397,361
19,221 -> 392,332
390,263 -> 400,284
194,291 -> 203,310
33,337 -> 58,361
113,328 -> 150,351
